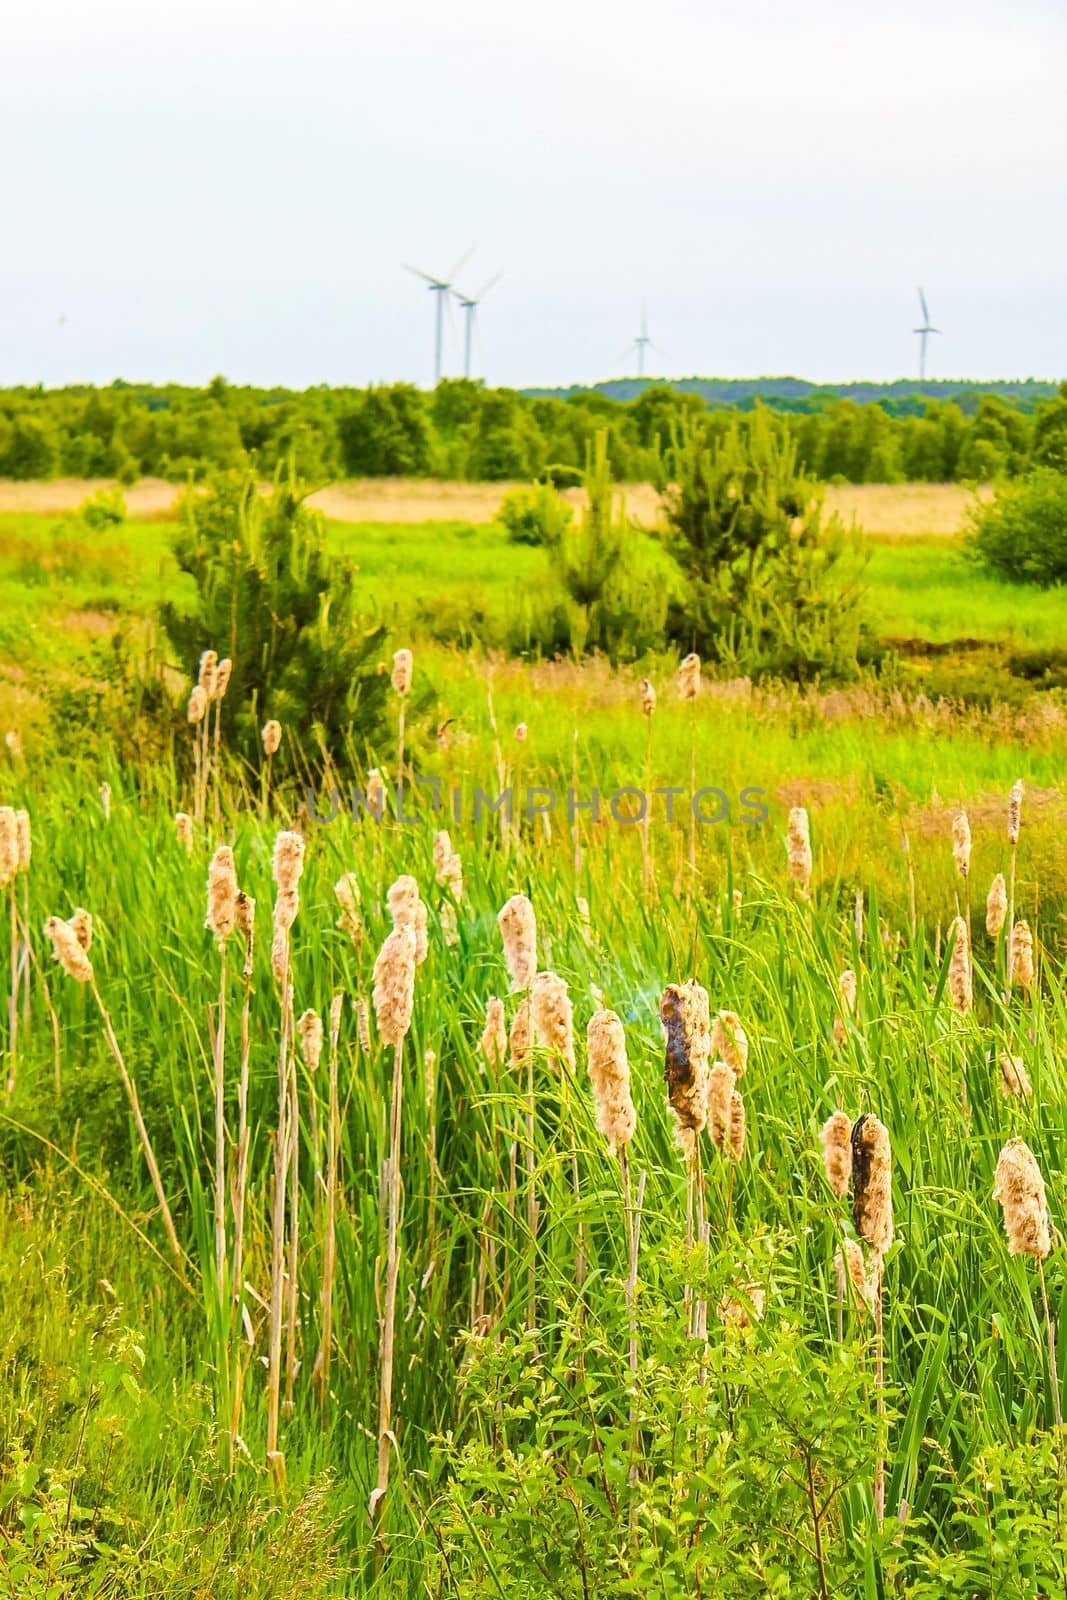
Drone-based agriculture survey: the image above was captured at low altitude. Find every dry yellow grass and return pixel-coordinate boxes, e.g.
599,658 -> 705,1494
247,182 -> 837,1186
0,476 -> 987,538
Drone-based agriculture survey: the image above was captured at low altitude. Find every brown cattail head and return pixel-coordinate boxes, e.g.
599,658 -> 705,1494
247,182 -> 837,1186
356,997 -> 371,1053
367,768 -> 387,815
719,1281 -> 765,1329
531,971 -> 576,1073
0,808 -> 16,888
851,1114 -> 893,1257
214,658 -> 232,699
329,992 -> 344,1051
388,874 -> 428,965
44,914 -> 93,983
479,997 -> 507,1074
1008,779 -> 1024,845
498,894 -> 537,991
514,722 -> 528,743
951,810 -> 972,879
948,915 -> 973,1014
586,1008 -> 636,1151
372,924 -> 417,1048
235,891 -> 255,976
262,719 -> 282,756
509,997 -> 532,1072
787,807 -> 813,893
188,685 -> 208,724
272,830 -> 305,896
836,1239 -> 871,1312
821,1111 -> 853,1198
660,980 -> 711,1157
270,924 -> 289,985
433,831 -> 463,901
334,872 -> 362,946
68,908 -> 93,952
640,677 -> 656,717
711,1010 -> 748,1078
297,1009 -> 323,1073
994,1137 -> 1051,1259
391,647 -> 413,697
707,1061 -> 735,1150
726,1090 -> 746,1162
197,649 -> 218,699
175,811 -> 194,854
986,873 -> 1007,937
205,844 -> 239,945
676,652 -> 701,701
1011,920 -> 1035,994
1000,1054 -> 1033,1099
15,810 -> 30,873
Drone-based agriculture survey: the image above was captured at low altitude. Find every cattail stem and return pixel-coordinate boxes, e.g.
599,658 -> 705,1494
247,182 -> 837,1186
621,1153 -> 645,1556
213,946 -> 228,1303
1038,1257 -> 1067,1595
396,702 -> 406,804
285,1030 -> 300,1409
315,1012 -> 340,1403
1007,844 -> 1018,992
873,1257 -> 886,1526
641,715 -> 654,903
193,726 -> 203,824
525,1052 -> 538,1338
6,881 -> 17,1095
266,962 -> 291,1465
89,978 -> 186,1280
373,1039 -> 405,1537
902,829 -> 917,941
231,966 -> 252,1309
687,701 -> 696,894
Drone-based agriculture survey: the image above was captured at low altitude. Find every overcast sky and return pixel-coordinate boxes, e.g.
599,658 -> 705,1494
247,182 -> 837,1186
3,0 -> 1065,390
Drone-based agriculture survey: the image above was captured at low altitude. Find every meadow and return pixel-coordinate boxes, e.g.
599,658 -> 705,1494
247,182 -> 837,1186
2,476 -> 1067,1596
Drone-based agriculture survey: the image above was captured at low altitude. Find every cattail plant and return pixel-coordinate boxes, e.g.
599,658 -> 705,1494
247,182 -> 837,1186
231,891 -> 255,1335
211,657 -> 231,823
640,676 -> 656,898
370,914 -> 417,1534
261,719 -> 282,815
479,997 -> 507,1074
1,807 -> 18,1090
314,992 -> 344,1403
188,686 -> 208,821
1010,919 -> 1035,997
205,846 -> 238,1307
498,894 -> 537,991
433,831 -> 463,946
675,653 -> 700,885
334,872 -> 363,947
1007,778 -> 1023,971
532,970 -> 583,1288
948,915 -> 973,1015
986,873 -> 1007,938
952,808 -> 972,945
175,811 -> 194,854
787,806 -> 813,898
999,1053 -> 1033,1099
852,1114 -> 893,1524
391,647 -> 413,795
833,969 -> 858,1047
387,874 -> 428,965
660,980 -> 711,1333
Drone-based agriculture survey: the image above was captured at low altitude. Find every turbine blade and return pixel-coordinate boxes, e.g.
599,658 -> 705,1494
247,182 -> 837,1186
403,263 -> 442,286
447,245 -> 475,283
474,272 -> 502,302
919,287 -> 930,322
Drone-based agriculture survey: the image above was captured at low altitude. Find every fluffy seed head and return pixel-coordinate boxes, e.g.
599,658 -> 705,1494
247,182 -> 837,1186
329,993 -> 344,1050
367,768 -> 387,815
372,924 -> 417,1048
433,831 -> 463,901
205,845 -> 239,944
660,980 -> 711,1157
851,1115 -> 893,1257
531,971 -> 575,1073
1008,779 -> 1024,845
1010,920 -> 1035,994
0,808 -> 17,888
711,1010 -> 748,1078
334,872 -> 362,946
235,891 -> 255,976
586,1008 -> 636,1150
676,652 -> 701,701
44,914 -> 93,983
68,908 -> 93,952
498,894 -> 537,991
214,658 -> 232,699
640,677 -> 656,717
836,1239 -> 871,1312
272,831 -> 305,896
175,811 -> 193,853
270,924 -> 289,984
787,807 -> 813,892
273,888 -> 300,934
707,1061 -> 735,1151
1000,1054 -> 1033,1099
197,649 -> 218,698
726,1090 -> 746,1162
986,873 -> 1007,937
821,1111 -> 853,1198
15,810 -> 30,873
951,810 -> 972,879
948,915 -> 973,1014
356,997 -> 371,1053
994,1138 -> 1051,1259
262,719 -> 282,756
187,686 -> 208,724
388,874 -> 428,964
298,1009 -> 323,1073
391,648 -> 413,697
509,998 -> 532,1071
479,997 -> 508,1074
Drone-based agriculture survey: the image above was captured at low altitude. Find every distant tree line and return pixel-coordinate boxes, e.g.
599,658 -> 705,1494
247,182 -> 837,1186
1,375 -> 1065,485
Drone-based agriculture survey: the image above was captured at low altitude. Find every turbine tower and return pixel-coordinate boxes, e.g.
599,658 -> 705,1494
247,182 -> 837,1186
913,287 -> 941,382
633,304 -> 653,377
453,273 -> 502,379
403,249 -> 473,384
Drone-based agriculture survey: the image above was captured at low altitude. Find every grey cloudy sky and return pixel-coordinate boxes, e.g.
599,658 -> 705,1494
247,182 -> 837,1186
3,0 -> 1065,390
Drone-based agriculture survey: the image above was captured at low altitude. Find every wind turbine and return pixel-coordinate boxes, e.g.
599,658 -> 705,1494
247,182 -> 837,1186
913,287 -> 941,381
453,273 -> 502,379
631,304 -> 654,377
403,249 -> 473,384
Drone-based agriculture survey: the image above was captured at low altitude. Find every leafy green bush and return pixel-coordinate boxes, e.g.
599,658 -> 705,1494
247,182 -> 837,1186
497,482 -> 574,546
78,485 -> 127,531
968,468 -> 1067,586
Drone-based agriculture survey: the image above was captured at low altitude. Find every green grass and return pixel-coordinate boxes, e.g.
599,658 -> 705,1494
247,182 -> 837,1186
865,538 -> 1066,648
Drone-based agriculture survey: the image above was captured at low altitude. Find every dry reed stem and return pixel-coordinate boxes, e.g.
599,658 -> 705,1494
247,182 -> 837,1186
372,1037 -> 405,1536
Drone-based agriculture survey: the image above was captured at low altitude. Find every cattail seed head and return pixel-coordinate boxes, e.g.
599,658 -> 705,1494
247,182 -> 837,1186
676,652 -> 701,701
787,807 -> 813,893
951,810 -> 972,879
710,1010 -> 748,1078
388,874 -> 428,965
707,1061 -> 735,1150
986,873 -> 1007,937
329,992 -> 344,1050
391,648 -> 413,697
15,810 -> 30,873
498,894 -> 537,991
272,831 -> 305,896
433,831 -> 463,901
1011,920 -> 1035,994
836,1239 -> 871,1312
659,980 -> 711,1156
726,1089 -> 746,1162
205,844 -> 239,945
273,888 -> 300,933
948,915 -> 973,1014
367,768 -> 387,815
1008,779 -> 1024,845
479,997 -> 507,1073
214,658 -> 232,699
994,1137 -> 1051,1259
175,811 -> 193,853
372,924 -> 417,1048
509,997 -> 532,1072
297,1009 -> 323,1073
262,719 -> 282,756
640,677 -> 656,717
188,685 -> 208,724
999,1053 -> 1033,1099
68,908 -> 93,952
356,997 -> 371,1053
851,1114 -> 893,1257
531,971 -> 576,1073
44,914 -> 93,983
334,872 -> 362,946
235,891 -> 255,976
821,1111 -> 853,1198
586,1008 -> 636,1151
197,649 -> 218,699
270,924 -> 289,984
0,808 -> 17,887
